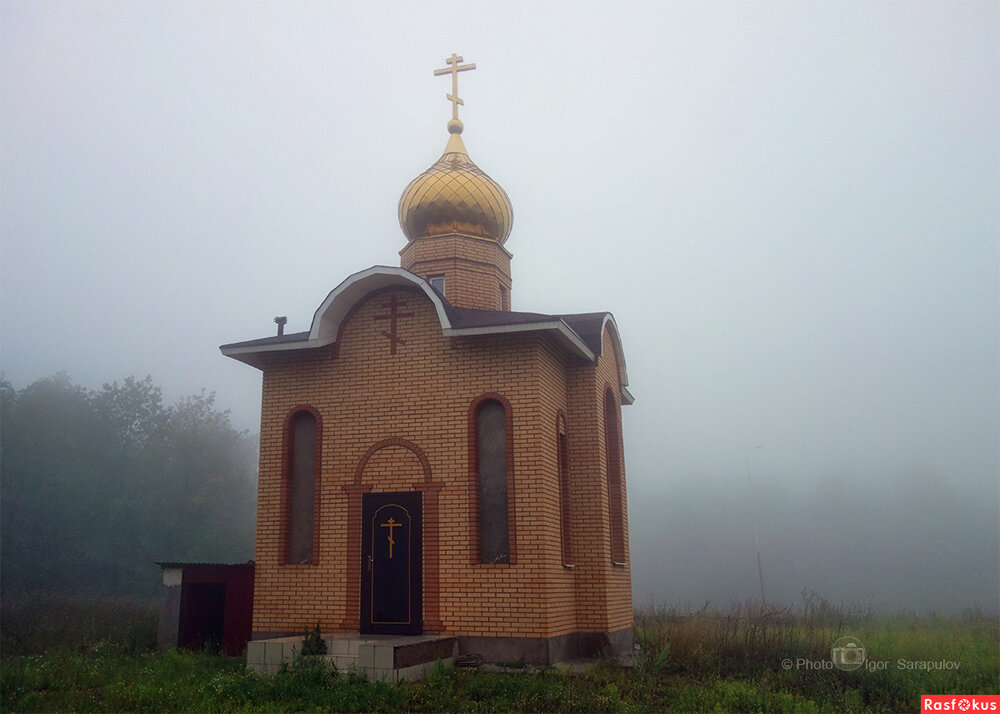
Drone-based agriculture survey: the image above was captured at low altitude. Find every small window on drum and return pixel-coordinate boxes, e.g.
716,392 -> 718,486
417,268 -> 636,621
429,275 -> 445,296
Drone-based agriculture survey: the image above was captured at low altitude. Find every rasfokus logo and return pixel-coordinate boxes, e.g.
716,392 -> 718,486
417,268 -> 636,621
921,695 -> 1000,711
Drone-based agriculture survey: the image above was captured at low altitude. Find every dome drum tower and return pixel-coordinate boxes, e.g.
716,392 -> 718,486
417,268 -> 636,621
397,59 -> 514,312
398,230 -> 512,312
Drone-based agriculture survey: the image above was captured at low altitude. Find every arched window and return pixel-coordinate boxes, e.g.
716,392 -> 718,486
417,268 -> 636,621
604,389 -> 626,564
473,397 -> 511,564
285,409 -> 318,564
557,413 -> 572,565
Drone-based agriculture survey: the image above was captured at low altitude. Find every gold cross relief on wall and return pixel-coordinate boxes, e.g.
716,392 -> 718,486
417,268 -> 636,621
375,295 -> 412,355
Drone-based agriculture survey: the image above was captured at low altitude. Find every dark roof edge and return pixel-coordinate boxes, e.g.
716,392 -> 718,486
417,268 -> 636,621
220,331 -> 309,350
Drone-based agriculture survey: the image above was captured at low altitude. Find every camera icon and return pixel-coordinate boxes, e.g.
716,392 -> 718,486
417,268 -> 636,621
831,636 -> 866,671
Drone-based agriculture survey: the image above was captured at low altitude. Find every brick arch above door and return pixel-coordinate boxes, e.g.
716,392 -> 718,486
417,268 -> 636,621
340,438 -> 443,632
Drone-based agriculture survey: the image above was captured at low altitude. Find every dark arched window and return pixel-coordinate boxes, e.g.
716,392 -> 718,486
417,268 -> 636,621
474,397 -> 511,564
557,412 -> 572,565
285,409 -> 318,564
604,389 -> 626,564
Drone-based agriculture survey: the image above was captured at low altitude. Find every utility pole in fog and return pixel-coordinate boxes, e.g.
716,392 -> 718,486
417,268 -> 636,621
746,445 -> 767,610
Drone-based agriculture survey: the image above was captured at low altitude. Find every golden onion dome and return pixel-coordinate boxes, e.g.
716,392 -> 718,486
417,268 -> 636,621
398,119 -> 513,244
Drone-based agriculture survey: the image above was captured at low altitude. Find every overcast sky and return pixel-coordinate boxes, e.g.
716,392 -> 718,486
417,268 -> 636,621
3,1 -> 997,613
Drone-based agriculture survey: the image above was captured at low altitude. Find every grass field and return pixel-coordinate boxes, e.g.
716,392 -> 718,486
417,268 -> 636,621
2,594 -> 997,712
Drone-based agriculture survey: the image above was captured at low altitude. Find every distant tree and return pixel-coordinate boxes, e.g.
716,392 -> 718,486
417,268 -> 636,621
94,376 -> 166,446
0,374 -> 256,597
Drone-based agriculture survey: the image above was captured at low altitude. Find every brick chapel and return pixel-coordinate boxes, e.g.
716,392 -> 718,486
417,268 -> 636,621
221,55 -> 634,664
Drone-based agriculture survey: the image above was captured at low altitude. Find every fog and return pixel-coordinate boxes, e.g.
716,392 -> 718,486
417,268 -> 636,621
2,1 -> 997,613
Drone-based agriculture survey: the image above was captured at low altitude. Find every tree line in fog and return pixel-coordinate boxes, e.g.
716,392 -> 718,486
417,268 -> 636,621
1,375 -> 256,597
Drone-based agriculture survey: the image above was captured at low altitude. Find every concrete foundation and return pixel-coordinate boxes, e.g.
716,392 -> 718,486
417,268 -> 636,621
246,633 -> 456,683
457,627 -> 634,665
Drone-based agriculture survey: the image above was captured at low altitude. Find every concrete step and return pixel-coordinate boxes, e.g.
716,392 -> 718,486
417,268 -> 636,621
247,633 -> 456,682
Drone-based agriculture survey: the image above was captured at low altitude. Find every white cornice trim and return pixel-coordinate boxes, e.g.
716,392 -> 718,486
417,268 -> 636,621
599,314 -> 630,390
220,336 -> 329,359
309,266 -> 453,341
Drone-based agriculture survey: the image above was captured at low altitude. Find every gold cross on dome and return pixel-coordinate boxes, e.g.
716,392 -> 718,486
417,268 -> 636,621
434,53 -> 476,120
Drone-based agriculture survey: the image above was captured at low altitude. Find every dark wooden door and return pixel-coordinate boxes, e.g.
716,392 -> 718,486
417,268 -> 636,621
178,582 -> 225,652
360,492 -> 422,635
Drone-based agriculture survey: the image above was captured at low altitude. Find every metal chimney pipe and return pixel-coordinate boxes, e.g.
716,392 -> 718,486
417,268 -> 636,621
274,316 -> 287,336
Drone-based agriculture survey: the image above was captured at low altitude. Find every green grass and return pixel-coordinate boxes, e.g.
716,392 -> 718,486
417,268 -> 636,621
0,653 -> 828,713
632,597 -> 998,712
0,594 -> 157,656
1,596 -> 997,712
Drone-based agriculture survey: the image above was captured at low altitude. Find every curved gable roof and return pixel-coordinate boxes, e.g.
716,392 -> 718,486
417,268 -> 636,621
309,266 -> 451,343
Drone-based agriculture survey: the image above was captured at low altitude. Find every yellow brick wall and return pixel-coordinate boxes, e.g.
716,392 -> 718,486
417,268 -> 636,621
251,285 -> 632,639
562,324 -> 634,634
595,326 -> 634,632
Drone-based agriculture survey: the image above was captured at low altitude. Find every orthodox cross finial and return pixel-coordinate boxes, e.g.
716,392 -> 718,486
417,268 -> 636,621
434,53 -> 476,122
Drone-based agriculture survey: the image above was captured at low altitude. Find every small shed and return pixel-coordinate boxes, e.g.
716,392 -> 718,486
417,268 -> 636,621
156,561 -> 254,656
